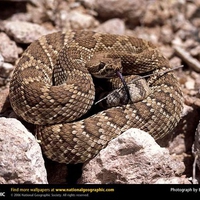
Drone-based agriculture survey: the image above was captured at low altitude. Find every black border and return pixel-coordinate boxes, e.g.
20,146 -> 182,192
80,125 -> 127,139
0,184 -> 199,199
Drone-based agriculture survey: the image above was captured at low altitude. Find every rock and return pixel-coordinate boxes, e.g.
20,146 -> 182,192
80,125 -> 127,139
154,177 -> 191,184
0,61 -> 15,84
0,53 -> 3,66
168,104 -> 199,155
1,21 -> 55,44
0,87 -> 10,113
193,120 -> 200,170
141,0 -> 173,26
174,45 -> 200,72
79,128 -> 185,184
69,10 -> 99,30
95,18 -> 125,35
81,0 -> 147,25
0,32 -> 19,63
0,117 -> 48,184
185,2 -> 198,19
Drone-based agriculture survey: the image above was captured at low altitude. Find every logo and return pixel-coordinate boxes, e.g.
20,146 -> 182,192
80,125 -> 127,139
0,192 -> 5,197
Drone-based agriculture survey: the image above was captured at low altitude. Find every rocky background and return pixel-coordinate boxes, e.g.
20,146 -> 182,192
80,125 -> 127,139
0,0 -> 200,184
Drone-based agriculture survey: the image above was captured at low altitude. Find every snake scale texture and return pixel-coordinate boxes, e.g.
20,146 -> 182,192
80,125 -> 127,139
9,30 -> 183,163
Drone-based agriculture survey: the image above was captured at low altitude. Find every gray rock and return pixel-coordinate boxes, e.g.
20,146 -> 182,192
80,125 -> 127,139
193,120 -> 200,170
0,32 -> 19,63
79,128 -> 186,184
154,177 -> 191,184
1,21 -> 55,44
81,0 -> 147,25
95,18 -> 125,35
69,10 -> 99,30
0,87 -> 10,113
0,117 -> 48,184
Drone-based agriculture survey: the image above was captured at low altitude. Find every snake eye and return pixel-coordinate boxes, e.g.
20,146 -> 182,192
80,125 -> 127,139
98,62 -> 105,70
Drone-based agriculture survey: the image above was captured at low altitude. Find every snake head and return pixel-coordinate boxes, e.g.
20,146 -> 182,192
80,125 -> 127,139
87,56 -> 122,78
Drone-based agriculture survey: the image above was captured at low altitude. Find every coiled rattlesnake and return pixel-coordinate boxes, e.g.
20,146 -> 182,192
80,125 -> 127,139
9,30 -> 183,163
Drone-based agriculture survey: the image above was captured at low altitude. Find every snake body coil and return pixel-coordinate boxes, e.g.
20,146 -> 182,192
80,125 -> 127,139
9,30 -> 183,163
